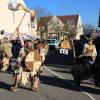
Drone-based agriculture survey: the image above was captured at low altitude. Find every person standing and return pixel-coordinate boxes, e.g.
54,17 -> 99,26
0,37 -> 12,71
11,28 -> 42,92
59,37 -> 71,49
59,37 -> 71,55
71,38 -> 97,86
83,38 -> 97,62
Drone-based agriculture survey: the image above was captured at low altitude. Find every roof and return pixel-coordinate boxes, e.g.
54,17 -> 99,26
39,16 -> 52,26
38,15 -> 79,27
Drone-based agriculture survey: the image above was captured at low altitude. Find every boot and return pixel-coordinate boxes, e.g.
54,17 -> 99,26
73,75 -> 81,86
31,76 -> 40,92
38,66 -> 43,75
95,80 -> 100,87
11,81 -> 20,92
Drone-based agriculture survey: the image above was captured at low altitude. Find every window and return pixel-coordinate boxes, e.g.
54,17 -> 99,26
67,19 -> 74,25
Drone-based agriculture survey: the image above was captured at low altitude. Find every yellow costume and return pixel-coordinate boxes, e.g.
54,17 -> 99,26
60,40 -> 70,49
83,43 -> 97,61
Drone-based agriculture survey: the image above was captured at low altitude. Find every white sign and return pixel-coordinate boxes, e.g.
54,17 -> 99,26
60,49 -> 68,55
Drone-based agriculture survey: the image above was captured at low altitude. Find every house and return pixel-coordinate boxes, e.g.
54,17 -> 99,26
0,0 -> 37,39
39,15 -> 83,40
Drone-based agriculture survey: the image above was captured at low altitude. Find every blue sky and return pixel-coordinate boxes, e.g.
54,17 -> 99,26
24,0 -> 100,27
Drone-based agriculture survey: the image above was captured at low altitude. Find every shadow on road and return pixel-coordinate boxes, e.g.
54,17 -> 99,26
0,81 -> 32,91
40,75 -> 100,95
0,81 -> 12,91
81,86 -> 100,95
40,75 -> 80,92
0,75 -> 100,95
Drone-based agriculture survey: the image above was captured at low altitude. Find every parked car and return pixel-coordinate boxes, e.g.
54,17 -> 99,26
46,39 -> 60,50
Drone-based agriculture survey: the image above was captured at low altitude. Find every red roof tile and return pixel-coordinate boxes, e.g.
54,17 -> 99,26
38,15 -> 79,26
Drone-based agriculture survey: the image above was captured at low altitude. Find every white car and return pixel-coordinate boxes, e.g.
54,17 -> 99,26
46,39 -> 60,49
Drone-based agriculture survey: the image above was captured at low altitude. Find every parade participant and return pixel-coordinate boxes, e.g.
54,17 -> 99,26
59,37 -> 71,55
11,28 -> 42,92
71,38 -> 97,86
76,37 -> 97,64
38,40 -> 48,64
93,58 -> 100,87
0,37 -> 12,71
35,40 -> 49,73
0,40 -> 3,69
12,39 -> 21,58
34,39 -> 40,49
92,36 -> 100,87
83,38 -> 97,61
59,37 -> 71,49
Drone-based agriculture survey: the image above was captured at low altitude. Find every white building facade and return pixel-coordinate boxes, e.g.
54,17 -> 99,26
0,0 -> 37,39
39,15 -> 83,40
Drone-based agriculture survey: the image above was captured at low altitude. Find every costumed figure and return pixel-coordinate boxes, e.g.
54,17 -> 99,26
0,37 -> 12,71
71,38 -> 97,86
11,28 -> 42,92
59,37 -> 71,55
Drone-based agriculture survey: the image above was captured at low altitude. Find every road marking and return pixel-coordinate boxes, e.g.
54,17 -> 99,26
44,66 -> 96,100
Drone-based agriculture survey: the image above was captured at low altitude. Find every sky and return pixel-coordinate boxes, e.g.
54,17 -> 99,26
24,0 -> 100,27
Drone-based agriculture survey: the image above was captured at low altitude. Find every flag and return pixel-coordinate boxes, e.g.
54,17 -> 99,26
98,9 -> 100,27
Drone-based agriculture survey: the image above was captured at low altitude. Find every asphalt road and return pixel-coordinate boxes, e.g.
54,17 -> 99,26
0,49 -> 100,100
0,65 -> 100,100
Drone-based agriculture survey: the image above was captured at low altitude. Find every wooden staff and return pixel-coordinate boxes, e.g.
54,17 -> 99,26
17,3 -> 35,17
14,11 -> 26,34
17,11 -> 27,28
13,3 -> 35,38
13,11 -> 26,39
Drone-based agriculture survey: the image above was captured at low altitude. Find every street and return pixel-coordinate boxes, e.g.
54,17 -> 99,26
0,50 -> 100,100
0,0 -> 100,100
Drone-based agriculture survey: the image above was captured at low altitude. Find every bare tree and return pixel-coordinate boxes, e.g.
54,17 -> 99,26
83,24 -> 95,34
63,24 -> 76,39
39,26 -> 46,39
33,6 -> 52,21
